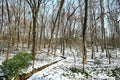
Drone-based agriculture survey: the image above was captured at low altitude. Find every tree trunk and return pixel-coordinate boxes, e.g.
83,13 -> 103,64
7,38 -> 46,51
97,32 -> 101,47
28,23 -> 31,49
32,13 -> 37,68
47,0 -> 65,56
26,0 -> 42,68
6,0 -> 11,60
82,0 -> 88,72
100,0 -> 105,52
1,0 -> 4,32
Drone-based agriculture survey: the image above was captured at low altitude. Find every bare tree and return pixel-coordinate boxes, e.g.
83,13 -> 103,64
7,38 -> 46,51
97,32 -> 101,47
1,0 -> 4,32
6,0 -> 11,60
26,0 -> 42,68
47,0 -> 65,56
100,0 -> 105,52
82,0 -> 88,72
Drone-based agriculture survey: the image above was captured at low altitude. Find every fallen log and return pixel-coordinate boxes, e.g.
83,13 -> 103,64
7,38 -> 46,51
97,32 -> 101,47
19,59 -> 63,80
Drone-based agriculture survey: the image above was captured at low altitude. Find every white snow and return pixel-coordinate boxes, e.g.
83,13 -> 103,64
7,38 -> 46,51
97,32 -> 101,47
0,47 -> 120,80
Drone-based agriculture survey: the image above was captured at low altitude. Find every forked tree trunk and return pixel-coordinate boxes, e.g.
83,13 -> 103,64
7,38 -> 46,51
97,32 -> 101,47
26,0 -> 42,68
47,0 -> 65,56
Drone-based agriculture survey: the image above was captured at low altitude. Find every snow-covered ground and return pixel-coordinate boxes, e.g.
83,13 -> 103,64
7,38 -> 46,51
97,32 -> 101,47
27,48 -> 120,80
0,47 -> 120,80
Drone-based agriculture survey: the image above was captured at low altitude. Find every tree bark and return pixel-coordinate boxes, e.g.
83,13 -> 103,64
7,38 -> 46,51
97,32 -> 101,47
82,0 -> 88,72
47,0 -> 65,56
6,0 -> 11,60
100,0 -> 105,52
26,0 -> 42,68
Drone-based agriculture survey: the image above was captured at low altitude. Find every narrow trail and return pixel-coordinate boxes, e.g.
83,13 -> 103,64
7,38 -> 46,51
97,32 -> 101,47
19,59 -> 63,80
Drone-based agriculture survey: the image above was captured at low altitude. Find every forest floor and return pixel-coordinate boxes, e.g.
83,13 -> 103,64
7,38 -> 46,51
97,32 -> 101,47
0,47 -> 120,80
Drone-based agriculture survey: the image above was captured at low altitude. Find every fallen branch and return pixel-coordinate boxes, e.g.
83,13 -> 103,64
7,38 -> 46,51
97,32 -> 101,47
19,59 -> 63,80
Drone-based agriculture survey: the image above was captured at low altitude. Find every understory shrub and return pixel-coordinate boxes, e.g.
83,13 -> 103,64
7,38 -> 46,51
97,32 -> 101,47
62,67 -> 89,78
69,67 -> 81,73
111,68 -> 120,80
94,58 -> 102,65
0,52 -> 33,80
